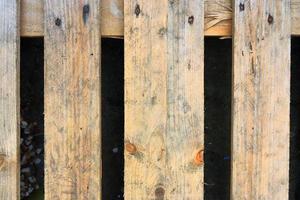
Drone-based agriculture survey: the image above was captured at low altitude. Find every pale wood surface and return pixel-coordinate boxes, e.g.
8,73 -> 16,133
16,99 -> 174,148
21,0 -> 123,37
44,0 -> 101,199
231,0 -> 290,199
0,1 -> 20,199
21,0 -> 300,37
125,0 -> 204,199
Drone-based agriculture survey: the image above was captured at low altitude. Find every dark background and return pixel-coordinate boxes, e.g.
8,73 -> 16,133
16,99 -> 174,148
20,37 -> 300,200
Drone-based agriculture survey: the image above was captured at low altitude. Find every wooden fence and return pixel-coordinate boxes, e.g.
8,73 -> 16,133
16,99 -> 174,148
0,0 -> 295,199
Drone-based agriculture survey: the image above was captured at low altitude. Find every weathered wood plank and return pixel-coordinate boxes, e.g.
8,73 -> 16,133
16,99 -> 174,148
21,0 -> 300,37
125,0 -> 204,199
0,0 -> 20,199
22,0 -> 123,37
231,0 -> 290,199
44,0 -> 101,199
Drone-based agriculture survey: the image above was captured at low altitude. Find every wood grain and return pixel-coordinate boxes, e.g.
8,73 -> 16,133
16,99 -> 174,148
231,0 -> 290,199
125,0 -> 204,199
21,0 -> 300,37
44,0 -> 101,199
0,0 -> 20,199
21,0 -> 123,37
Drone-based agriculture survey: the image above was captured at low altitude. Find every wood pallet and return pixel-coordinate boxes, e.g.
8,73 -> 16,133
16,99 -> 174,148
0,0 -> 292,199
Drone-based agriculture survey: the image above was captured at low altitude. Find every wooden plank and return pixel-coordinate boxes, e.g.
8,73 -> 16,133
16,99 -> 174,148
44,0 -> 101,199
20,0 -> 300,37
21,0 -> 123,37
125,0 -> 204,199
231,0 -> 290,199
0,0 -> 20,199
21,0 -> 43,37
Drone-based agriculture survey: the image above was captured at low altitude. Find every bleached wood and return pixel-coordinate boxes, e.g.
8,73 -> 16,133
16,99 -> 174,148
231,0 -> 290,199
125,0 -> 204,199
20,0 -> 300,37
0,0 -> 20,199
44,0 -> 101,199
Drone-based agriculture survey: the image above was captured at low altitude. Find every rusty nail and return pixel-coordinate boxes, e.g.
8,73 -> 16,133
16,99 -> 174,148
188,15 -> 194,25
125,142 -> 137,154
194,149 -> 204,166
135,4 -> 141,17
55,18 -> 62,26
239,3 -> 245,11
268,14 -> 274,24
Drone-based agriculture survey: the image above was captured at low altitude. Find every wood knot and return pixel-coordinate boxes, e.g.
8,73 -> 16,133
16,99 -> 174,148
135,4 -> 141,17
125,142 -> 137,154
239,3 -> 245,11
55,18 -> 62,26
194,149 -> 204,166
155,187 -> 165,199
268,14 -> 274,24
188,16 -> 194,25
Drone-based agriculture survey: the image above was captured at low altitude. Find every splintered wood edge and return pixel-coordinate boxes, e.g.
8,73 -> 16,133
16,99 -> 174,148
21,0 -> 300,37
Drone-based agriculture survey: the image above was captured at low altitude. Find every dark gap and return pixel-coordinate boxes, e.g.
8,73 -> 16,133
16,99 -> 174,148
204,37 -> 232,200
20,38 -> 125,199
101,38 -> 124,200
20,38 -> 44,199
290,37 -> 300,200
21,36 -> 300,200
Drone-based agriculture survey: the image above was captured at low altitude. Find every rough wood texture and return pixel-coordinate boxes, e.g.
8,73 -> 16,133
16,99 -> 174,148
125,0 -> 204,199
21,0 -> 43,37
21,0 -> 300,37
0,1 -> 20,199
232,0 -> 290,199
44,0 -> 101,199
22,0 -> 123,37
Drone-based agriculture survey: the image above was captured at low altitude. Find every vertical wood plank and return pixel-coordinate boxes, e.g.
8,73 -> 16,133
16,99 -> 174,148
44,0 -> 101,199
124,0 -> 204,199
0,0 -> 20,199
232,0 -> 290,199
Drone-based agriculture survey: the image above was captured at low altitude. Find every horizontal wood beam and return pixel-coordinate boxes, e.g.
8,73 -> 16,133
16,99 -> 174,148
21,0 -> 300,37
